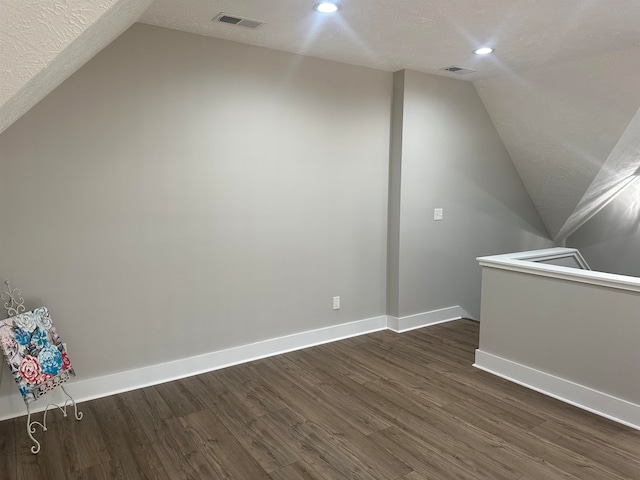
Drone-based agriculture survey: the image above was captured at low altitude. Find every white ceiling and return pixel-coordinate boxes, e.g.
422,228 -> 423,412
139,0 -> 640,81
4,0 -> 640,241
0,0 -> 153,134
475,47 -> 640,240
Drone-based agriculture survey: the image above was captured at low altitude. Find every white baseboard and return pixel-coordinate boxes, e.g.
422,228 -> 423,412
474,349 -> 640,431
0,308 -> 467,421
387,305 -> 471,333
0,315 -> 387,421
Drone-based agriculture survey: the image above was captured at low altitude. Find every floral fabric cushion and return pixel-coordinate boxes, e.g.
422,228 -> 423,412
0,307 -> 75,403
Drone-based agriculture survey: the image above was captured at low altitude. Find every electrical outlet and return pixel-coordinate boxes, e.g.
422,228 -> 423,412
434,208 -> 443,221
333,296 -> 340,310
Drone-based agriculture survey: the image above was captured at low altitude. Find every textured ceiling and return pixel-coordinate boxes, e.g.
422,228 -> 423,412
140,0 -> 640,80
475,47 -> 640,240
3,0 -> 640,240
555,105 -> 640,241
0,0 -> 153,134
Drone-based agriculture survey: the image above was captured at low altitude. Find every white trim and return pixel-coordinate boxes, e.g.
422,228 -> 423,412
477,248 -> 640,293
387,305 -> 472,333
0,307 -> 475,421
0,315 -> 387,421
474,349 -> 640,431
521,249 -> 591,270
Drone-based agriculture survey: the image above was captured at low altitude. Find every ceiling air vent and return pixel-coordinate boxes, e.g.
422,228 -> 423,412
440,65 -> 476,75
213,13 -> 264,29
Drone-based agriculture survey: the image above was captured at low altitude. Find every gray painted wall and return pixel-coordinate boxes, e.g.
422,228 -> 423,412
478,267 -> 640,405
0,24 -> 391,386
0,24 -> 554,403
386,71 -> 405,318
389,70 -> 551,319
567,178 -> 640,277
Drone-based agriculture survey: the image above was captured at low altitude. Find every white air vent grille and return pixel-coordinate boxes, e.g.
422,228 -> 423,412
440,65 -> 476,75
213,13 -> 264,29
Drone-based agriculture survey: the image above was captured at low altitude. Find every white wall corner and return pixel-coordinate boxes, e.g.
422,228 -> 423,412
474,349 -> 640,431
387,305 -> 472,333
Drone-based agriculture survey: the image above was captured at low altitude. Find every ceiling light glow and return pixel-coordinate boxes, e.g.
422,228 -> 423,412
314,2 -> 340,13
473,47 -> 494,55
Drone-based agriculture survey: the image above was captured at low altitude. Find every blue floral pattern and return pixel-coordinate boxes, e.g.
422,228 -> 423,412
0,307 -> 75,403
14,328 -> 31,346
38,345 -> 63,375
33,328 -> 49,348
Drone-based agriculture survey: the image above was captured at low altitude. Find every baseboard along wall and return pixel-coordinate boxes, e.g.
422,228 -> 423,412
0,307 -> 469,421
387,305 -> 472,333
474,350 -> 640,431
5,308 -> 636,432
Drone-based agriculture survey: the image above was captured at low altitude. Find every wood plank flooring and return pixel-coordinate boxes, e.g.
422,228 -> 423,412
1,319 -> 639,479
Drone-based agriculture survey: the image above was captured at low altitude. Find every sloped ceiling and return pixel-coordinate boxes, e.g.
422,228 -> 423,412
0,0 -> 153,134
555,104 -> 640,241
474,47 -> 640,240
3,0 -> 640,240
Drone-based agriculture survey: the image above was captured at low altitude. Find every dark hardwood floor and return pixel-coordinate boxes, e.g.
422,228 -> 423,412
1,319 -> 639,479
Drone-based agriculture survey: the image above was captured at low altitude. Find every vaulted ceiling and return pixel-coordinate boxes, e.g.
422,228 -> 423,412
474,47 -> 640,240
0,0 -> 153,134
3,0 -> 640,241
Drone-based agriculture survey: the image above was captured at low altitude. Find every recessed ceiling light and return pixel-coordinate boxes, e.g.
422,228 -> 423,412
473,47 -> 494,55
313,3 -> 340,13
